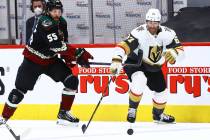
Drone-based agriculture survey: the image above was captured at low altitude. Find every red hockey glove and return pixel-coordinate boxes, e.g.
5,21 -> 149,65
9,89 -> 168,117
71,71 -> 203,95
61,48 -> 77,68
76,48 -> 94,68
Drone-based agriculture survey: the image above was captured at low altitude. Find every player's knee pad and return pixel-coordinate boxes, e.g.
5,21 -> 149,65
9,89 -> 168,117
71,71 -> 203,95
130,71 -> 147,95
7,89 -> 25,108
63,75 -> 79,90
153,89 -> 168,105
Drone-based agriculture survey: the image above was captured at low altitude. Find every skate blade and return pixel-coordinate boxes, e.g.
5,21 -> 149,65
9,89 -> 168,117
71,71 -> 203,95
154,120 -> 176,124
56,119 -> 79,127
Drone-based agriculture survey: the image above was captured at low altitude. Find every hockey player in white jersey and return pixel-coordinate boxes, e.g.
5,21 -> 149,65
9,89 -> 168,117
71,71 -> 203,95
110,8 -> 184,123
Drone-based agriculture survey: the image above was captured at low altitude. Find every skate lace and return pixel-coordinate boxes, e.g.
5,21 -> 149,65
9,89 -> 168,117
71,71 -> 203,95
66,111 -> 77,119
128,108 -> 136,118
160,113 -> 171,120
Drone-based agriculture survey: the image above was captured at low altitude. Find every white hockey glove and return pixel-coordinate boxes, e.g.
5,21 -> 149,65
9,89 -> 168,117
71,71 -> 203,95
110,55 -> 122,74
164,49 -> 178,64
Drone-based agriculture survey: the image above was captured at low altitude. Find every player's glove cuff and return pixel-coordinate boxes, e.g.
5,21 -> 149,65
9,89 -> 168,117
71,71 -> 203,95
112,55 -> 123,63
110,55 -> 122,74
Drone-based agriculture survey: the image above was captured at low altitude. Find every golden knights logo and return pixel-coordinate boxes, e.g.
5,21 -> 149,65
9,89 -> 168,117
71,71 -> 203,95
148,46 -> 163,63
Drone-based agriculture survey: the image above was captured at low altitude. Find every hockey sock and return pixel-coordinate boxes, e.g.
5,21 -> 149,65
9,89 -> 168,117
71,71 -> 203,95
152,99 -> 166,118
129,90 -> 142,109
59,89 -> 76,111
2,104 -> 17,120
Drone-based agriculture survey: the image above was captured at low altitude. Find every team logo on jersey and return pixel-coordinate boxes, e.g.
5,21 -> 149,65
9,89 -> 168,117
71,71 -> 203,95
148,46 -> 163,63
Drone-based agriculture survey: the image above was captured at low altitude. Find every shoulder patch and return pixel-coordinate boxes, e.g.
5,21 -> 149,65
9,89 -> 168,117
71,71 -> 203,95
42,19 -> 53,27
136,26 -> 144,32
163,27 -> 172,32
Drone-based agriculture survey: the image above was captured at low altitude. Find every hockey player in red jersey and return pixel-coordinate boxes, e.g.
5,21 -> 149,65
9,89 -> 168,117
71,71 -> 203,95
0,0 -> 93,126
110,8 -> 184,124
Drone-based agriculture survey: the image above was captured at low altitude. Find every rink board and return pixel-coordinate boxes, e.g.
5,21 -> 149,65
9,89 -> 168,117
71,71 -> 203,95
0,44 -> 210,122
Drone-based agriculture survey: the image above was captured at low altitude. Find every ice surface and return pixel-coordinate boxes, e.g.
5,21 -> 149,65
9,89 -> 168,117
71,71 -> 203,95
0,121 -> 210,140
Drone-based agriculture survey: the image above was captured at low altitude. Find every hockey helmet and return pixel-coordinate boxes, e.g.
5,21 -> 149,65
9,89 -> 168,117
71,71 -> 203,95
46,0 -> 63,12
146,8 -> 161,22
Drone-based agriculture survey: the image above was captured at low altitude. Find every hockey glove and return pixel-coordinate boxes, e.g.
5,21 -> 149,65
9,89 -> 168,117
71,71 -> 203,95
110,55 -> 122,74
76,48 -> 94,68
61,48 -> 77,68
164,49 -> 178,64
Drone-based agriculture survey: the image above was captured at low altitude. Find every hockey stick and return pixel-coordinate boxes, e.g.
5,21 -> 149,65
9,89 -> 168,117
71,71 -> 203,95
89,50 -> 164,68
89,62 -> 145,67
4,123 -> 20,140
89,49 -> 144,67
89,62 -> 111,66
84,50 -> 144,135
81,78 -> 112,134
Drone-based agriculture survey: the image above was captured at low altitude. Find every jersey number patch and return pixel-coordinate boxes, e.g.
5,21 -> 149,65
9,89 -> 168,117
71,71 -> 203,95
127,34 -> 135,43
47,33 -> 58,42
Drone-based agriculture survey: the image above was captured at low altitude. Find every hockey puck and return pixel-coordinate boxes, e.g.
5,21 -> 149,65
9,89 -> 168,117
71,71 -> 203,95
81,124 -> 87,133
127,128 -> 134,135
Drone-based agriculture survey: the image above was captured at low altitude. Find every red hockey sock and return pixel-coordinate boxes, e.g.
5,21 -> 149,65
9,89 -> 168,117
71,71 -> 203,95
2,104 -> 17,119
60,94 -> 75,111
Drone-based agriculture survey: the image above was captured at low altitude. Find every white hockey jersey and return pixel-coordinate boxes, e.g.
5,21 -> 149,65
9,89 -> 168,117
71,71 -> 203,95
132,24 -> 179,66
114,24 -> 183,68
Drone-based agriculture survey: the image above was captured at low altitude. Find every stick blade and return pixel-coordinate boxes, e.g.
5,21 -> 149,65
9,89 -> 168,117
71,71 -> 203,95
81,124 -> 87,134
16,135 -> 20,140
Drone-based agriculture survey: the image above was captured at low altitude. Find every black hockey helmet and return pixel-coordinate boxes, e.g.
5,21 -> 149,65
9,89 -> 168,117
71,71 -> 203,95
46,0 -> 63,12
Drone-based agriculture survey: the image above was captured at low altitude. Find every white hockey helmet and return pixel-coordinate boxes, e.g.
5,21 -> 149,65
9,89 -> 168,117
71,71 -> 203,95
146,8 -> 161,22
